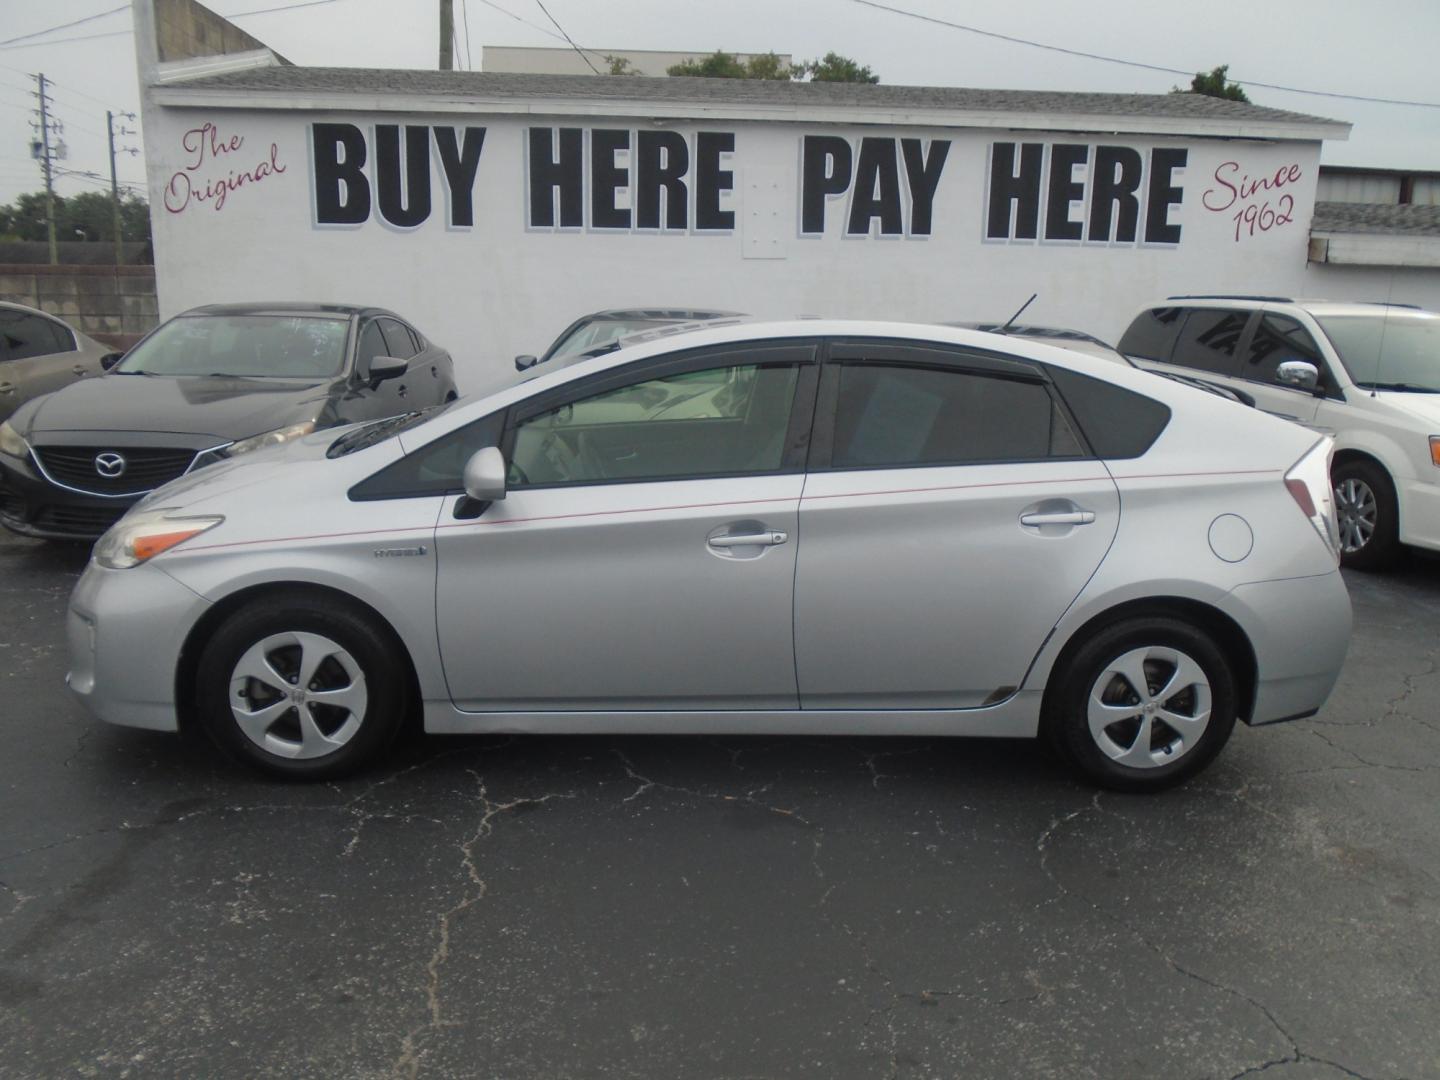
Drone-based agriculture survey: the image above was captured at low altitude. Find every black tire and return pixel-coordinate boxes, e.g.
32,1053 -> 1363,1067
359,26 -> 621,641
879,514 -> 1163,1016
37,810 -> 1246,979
1332,458 -> 1400,571
195,594 -> 410,780
1044,617 -> 1238,793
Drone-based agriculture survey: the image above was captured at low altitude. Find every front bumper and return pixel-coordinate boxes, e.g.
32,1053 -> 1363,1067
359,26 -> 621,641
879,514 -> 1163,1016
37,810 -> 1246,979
1223,569 -> 1352,725
67,559 -> 212,732
0,452 -> 136,540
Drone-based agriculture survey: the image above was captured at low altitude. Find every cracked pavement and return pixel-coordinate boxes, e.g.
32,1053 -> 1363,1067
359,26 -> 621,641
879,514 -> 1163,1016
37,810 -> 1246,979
1,532 -> 1438,1078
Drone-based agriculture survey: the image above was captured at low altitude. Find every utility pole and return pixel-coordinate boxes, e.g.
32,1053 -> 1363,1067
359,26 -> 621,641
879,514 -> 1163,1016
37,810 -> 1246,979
107,110 -> 139,266
32,73 -> 60,265
439,0 -> 454,70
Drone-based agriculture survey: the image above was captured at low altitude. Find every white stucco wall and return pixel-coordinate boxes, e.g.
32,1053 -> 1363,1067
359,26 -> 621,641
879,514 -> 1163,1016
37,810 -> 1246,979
142,102 -> 1370,381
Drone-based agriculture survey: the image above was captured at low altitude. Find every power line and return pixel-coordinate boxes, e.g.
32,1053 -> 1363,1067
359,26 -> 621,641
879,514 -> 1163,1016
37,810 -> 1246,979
533,0 -> 599,75
0,29 -> 132,52
850,0 -> 1440,110
223,0 -> 346,17
473,0 -> 570,45
0,4 -> 128,49
460,0 -> 474,71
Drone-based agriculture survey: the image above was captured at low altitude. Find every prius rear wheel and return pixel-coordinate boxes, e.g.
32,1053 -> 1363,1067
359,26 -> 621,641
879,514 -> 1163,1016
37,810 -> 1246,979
196,596 -> 409,780
1046,617 -> 1237,792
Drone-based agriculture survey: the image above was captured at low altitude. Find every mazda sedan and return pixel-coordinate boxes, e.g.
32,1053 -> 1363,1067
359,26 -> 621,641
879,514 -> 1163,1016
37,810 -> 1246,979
65,322 -> 1351,791
0,302 -> 457,540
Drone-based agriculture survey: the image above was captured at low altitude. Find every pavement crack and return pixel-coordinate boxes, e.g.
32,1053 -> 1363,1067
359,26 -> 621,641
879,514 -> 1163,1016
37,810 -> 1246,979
394,771 -> 572,1079
1037,789 -> 1383,1080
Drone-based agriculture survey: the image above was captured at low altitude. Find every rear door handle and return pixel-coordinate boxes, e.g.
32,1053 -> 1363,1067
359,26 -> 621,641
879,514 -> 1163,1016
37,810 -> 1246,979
1020,511 -> 1095,527
0,381 -> 13,394
708,531 -> 788,548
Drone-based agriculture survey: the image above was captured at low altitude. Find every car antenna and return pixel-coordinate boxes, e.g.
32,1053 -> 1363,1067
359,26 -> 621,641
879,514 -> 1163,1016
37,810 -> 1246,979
999,293 -> 1038,332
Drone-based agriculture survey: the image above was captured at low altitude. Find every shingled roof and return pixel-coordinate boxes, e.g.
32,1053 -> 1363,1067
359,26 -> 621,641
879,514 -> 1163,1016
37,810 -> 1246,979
1311,201 -> 1440,237
164,66 -> 1343,129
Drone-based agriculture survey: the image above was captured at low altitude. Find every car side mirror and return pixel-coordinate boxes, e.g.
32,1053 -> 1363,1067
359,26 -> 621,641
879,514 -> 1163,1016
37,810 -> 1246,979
1276,360 -> 1320,393
99,351 -> 124,370
515,354 -> 539,371
366,355 -> 407,388
462,442 -> 506,498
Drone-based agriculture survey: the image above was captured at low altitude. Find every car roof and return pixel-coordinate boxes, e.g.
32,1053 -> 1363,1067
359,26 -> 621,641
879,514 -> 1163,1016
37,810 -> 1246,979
581,308 -> 744,321
180,302 -> 389,319
1155,296 -> 1430,318
946,322 -> 1118,347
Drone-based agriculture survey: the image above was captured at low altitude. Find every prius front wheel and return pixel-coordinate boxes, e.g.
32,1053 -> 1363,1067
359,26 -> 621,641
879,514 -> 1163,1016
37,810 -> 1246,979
196,595 -> 409,780
1046,617 -> 1237,792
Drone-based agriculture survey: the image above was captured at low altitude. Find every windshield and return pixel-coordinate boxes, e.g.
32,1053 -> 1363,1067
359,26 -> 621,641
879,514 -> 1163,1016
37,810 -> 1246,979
117,314 -> 350,378
1315,311 -> 1440,393
546,318 -> 673,363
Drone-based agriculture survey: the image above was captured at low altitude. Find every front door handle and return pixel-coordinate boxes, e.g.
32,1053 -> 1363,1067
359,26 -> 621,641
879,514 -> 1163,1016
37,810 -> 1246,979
1020,510 -> 1095,527
0,381 -> 13,394
708,531 -> 788,548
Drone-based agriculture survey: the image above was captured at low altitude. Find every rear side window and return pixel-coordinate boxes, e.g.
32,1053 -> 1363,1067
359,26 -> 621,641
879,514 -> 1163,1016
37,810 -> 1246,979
378,318 -> 418,360
829,363 -> 1082,469
0,310 -> 71,360
1117,307 -> 1184,361
1171,309 -> 1250,375
1047,366 -> 1171,459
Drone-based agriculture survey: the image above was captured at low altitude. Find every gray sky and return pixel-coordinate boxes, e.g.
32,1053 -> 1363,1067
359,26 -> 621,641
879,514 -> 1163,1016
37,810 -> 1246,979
2,0 -> 1437,206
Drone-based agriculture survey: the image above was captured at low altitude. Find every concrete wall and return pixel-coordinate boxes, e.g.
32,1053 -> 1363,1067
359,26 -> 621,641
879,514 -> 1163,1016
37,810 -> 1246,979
0,265 -> 158,349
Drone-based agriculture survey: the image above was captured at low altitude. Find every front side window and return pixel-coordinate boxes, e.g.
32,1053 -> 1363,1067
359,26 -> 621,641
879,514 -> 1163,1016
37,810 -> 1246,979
1170,309 -> 1250,376
1243,314 -> 1330,391
0,310 -> 71,361
510,360 -> 802,486
829,362 -> 1082,469
116,315 -> 349,378
1316,312 -> 1440,393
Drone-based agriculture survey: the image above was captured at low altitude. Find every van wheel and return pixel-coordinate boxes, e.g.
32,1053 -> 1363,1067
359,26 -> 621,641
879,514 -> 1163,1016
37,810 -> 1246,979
195,596 -> 409,780
1045,617 -> 1237,793
1333,459 -> 1399,571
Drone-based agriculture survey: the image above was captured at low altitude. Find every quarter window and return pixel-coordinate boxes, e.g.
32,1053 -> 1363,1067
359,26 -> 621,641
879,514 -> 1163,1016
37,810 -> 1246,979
829,363 -> 1082,469
1243,314 -> 1329,391
1170,309 -> 1250,376
510,360 -> 802,486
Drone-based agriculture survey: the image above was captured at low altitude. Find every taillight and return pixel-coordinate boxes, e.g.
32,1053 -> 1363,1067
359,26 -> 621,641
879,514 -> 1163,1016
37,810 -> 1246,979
1284,438 -> 1340,562
1285,478 -> 1316,518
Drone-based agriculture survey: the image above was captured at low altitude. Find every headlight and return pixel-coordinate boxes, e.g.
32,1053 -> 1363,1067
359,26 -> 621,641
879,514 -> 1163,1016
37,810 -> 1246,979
225,420 -> 317,458
94,511 -> 224,569
0,421 -> 29,459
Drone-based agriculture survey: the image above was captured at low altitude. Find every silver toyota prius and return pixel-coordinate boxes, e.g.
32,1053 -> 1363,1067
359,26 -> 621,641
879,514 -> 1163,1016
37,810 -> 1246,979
64,321 -> 1352,792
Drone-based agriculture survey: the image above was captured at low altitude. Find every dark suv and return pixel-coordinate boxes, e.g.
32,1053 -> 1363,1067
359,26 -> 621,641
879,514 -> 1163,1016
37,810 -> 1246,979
0,302 -> 457,540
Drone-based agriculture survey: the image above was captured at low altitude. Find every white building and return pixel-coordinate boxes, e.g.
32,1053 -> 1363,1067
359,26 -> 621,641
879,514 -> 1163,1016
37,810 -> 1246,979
134,0 -> 1440,380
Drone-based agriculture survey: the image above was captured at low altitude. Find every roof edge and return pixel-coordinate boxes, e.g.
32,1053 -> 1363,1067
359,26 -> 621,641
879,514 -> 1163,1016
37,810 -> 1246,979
146,84 -> 1351,141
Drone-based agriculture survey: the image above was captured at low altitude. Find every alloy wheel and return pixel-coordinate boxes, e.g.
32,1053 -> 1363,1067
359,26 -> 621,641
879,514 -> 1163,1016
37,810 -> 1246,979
1087,646 -> 1212,769
1334,477 -> 1377,554
228,631 -> 368,760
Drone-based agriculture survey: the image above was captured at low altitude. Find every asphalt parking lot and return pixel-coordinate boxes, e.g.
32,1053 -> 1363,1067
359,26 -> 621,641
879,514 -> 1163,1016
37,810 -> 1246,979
1,531 -> 1437,1080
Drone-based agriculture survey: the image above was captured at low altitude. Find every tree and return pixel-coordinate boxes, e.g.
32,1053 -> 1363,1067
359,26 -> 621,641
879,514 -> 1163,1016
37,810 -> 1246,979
796,52 -> 879,84
667,50 -> 788,80
666,49 -> 880,83
0,189 -> 152,245
1174,64 -> 1249,103
604,55 -> 639,76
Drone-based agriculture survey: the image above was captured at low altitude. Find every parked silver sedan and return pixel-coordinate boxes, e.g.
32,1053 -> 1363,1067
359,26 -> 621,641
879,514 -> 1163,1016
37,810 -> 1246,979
0,301 -> 112,424
65,322 -> 1352,791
